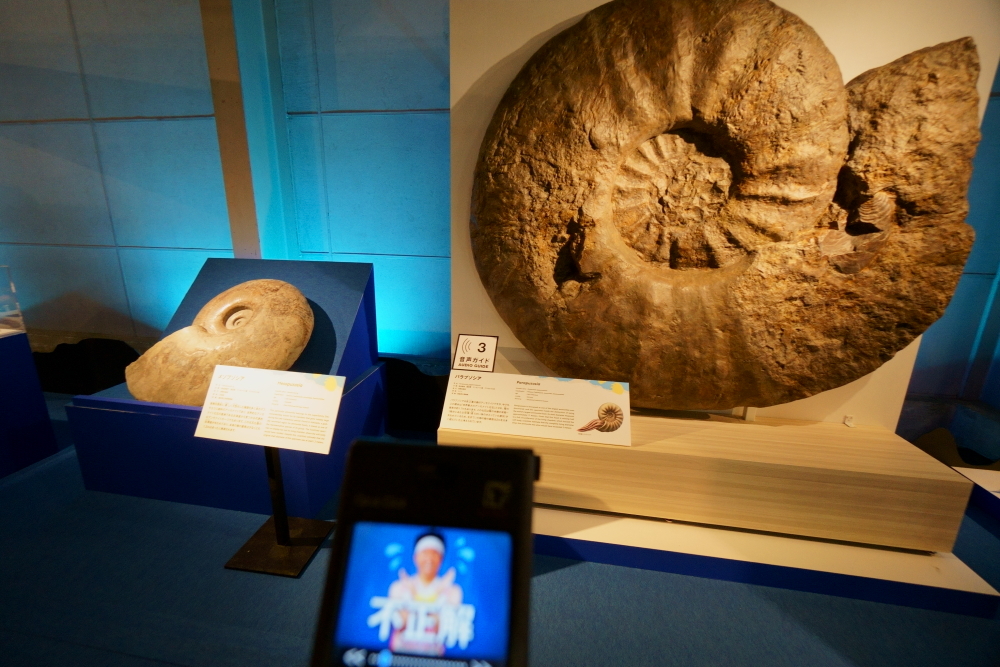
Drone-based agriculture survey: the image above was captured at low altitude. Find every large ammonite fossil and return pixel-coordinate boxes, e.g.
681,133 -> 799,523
126,279 -> 314,406
471,0 -> 981,410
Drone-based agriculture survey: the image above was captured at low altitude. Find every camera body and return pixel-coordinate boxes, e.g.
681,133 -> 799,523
311,441 -> 536,667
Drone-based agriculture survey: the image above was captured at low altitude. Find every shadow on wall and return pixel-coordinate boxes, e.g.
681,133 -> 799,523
900,395 -> 1000,465
288,298 -> 337,374
907,359 -> 978,398
33,338 -> 138,395
380,356 -> 447,440
22,292 -> 142,338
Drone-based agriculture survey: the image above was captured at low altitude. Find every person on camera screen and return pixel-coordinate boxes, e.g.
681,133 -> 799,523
368,533 -> 472,656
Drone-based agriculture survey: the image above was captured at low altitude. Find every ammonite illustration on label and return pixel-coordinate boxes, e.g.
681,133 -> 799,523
578,403 -> 625,433
471,0 -> 980,410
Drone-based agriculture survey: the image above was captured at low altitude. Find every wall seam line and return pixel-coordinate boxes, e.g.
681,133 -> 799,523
64,0 -> 138,337
0,242 -> 233,252
287,108 -> 450,115
0,115 -> 216,125
309,0 -> 334,257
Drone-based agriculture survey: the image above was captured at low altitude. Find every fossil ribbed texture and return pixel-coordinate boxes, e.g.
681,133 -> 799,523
126,279 -> 314,407
471,0 -> 980,409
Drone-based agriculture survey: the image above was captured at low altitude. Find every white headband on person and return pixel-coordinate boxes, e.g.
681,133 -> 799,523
414,535 -> 445,555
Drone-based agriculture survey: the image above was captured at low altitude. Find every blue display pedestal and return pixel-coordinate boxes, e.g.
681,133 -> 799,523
67,259 -> 385,516
0,332 -> 58,478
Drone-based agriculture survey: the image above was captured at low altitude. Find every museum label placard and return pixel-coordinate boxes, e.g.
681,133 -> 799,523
195,365 -> 345,454
440,371 -> 631,446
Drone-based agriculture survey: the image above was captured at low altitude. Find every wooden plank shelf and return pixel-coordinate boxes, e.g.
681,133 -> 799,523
439,413 -> 973,553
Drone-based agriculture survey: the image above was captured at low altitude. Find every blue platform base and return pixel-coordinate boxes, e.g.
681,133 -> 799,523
67,364 -> 385,517
534,534 -> 998,618
971,483 -> 1000,521
533,527 -> 999,619
0,332 -> 57,478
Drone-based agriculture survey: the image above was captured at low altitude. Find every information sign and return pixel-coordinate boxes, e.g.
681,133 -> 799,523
195,365 -> 345,455
440,371 -> 631,446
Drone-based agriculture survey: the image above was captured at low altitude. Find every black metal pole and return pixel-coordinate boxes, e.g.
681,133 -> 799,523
264,446 -> 291,546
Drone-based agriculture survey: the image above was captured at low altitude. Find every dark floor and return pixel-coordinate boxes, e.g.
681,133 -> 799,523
2,401 -> 1000,666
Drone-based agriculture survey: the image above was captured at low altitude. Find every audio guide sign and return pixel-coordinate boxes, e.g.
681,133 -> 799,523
453,334 -> 499,372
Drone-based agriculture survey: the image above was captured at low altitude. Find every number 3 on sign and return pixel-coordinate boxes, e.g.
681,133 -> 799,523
453,334 -> 499,373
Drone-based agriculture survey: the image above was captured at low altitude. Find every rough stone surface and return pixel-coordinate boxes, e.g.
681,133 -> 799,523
471,0 -> 980,410
126,279 -> 314,407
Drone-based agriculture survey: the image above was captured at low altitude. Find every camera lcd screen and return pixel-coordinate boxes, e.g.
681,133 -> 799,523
333,522 -> 512,667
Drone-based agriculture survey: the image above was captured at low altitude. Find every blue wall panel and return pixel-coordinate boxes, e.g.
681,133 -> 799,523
0,0 -> 231,345
328,253 -> 449,357
287,114 -> 330,252
0,0 -> 454,357
275,0 -> 320,113
119,248 -> 233,335
965,100 -> 1000,275
323,112 -> 449,256
0,0 -> 88,121
312,0 -> 449,111
0,122 -> 113,246
69,0 -> 213,118
962,272 -> 1000,401
983,334 -> 1000,409
0,244 -> 132,336
95,119 -> 231,250
273,0 -> 453,357
909,273 -> 995,397
908,57 -> 1000,403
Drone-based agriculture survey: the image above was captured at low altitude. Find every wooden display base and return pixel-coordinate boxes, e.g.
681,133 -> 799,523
439,413 -> 973,553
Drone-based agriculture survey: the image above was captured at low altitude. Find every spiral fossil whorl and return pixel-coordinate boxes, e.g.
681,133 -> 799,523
596,403 -> 625,432
126,279 -> 314,407
472,0 -> 979,410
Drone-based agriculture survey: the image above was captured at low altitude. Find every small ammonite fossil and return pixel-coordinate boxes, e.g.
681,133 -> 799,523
126,279 -> 314,406
471,0 -> 980,410
578,403 -> 625,433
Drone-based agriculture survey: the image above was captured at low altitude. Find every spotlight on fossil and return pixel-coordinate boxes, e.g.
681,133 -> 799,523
126,279 -> 314,407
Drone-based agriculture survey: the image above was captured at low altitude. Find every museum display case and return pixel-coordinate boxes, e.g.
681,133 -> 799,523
0,266 -> 25,338
66,258 -> 385,516
0,267 -> 58,478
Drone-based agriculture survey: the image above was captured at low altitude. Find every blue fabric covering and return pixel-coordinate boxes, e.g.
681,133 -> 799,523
68,363 -> 385,517
2,447 -> 1000,666
327,253 -> 449,359
909,273 -> 996,396
0,333 -> 57,477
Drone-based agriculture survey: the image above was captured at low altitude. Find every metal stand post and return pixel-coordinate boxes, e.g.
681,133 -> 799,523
265,446 -> 291,546
225,447 -> 334,577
